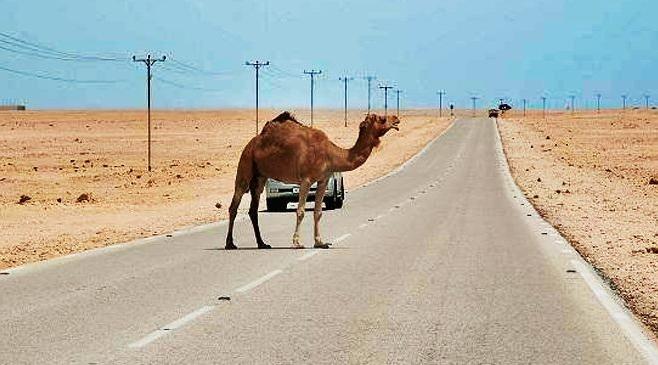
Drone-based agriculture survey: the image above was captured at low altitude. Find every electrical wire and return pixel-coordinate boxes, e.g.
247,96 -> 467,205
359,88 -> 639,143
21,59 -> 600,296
0,32 -> 124,61
154,76 -> 223,92
0,63 -> 125,83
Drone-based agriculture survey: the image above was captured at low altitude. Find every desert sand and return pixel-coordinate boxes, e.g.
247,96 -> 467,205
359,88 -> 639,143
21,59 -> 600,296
0,108 -> 451,270
498,109 -> 658,335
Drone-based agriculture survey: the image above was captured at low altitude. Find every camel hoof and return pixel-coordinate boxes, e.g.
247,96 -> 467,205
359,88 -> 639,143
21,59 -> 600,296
225,242 -> 238,250
314,243 -> 331,249
258,243 -> 272,249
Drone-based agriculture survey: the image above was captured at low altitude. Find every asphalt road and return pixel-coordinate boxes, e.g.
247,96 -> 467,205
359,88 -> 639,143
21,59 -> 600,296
1,118 -> 656,364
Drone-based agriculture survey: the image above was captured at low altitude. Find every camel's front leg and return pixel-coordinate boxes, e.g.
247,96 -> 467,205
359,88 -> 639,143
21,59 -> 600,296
313,178 -> 330,248
292,180 -> 311,248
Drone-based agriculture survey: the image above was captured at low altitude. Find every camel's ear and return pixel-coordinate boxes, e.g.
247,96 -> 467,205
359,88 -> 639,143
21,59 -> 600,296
366,114 -> 378,123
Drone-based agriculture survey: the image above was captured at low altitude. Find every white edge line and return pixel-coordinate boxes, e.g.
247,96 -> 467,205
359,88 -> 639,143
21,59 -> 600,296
571,260 -> 658,364
234,269 -> 283,293
494,119 -> 658,364
128,305 -> 215,349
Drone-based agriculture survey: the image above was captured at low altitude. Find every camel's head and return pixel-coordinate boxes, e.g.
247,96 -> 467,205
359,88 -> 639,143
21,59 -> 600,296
360,114 -> 400,138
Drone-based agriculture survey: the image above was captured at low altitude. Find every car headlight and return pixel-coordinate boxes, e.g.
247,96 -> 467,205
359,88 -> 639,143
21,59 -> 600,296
269,187 -> 279,193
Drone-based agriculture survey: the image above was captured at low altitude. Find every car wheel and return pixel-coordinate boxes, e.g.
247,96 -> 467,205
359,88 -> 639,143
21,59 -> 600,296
266,198 -> 286,212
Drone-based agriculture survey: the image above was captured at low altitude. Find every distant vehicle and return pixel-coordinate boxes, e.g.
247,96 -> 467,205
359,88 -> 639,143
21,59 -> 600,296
499,103 -> 512,112
265,172 -> 345,211
488,109 -> 500,118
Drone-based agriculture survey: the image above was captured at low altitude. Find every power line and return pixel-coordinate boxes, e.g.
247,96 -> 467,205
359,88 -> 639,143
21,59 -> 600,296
133,54 -> 167,172
395,89 -> 403,117
154,76 -> 223,92
470,96 -> 479,117
437,91 -> 446,117
0,32 -> 124,62
304,69 -> 322,126
363,75 -> 376,114
378,84 -> 393,117
245,60 -> 270,134
0,63 -> 124,83
339,76 -> 354,127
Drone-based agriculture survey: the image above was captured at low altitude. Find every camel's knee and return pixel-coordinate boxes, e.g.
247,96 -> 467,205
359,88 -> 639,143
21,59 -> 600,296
296,210 -> 305,221
314,210 -> 322,220
248,207 -> 258,218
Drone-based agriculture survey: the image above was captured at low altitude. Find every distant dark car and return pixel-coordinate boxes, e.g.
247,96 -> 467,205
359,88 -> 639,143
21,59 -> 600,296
488,109 -> 500,118
499,103 -> 512,111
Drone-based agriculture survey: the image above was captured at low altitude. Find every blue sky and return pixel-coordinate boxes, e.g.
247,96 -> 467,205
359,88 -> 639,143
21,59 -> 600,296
0,0 -> 656,109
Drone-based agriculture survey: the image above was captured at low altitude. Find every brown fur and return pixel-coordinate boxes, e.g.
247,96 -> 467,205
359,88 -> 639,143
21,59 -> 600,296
225,112 -> 400,249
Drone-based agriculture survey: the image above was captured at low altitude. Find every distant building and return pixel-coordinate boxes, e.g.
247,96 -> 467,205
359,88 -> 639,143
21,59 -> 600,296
0,105 -> 26,111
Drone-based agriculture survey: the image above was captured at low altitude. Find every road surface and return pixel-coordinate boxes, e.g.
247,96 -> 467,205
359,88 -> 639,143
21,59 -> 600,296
1,118 -> 656,364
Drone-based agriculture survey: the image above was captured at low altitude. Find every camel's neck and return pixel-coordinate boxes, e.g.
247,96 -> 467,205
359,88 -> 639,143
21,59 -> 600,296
330,128 -> 379,172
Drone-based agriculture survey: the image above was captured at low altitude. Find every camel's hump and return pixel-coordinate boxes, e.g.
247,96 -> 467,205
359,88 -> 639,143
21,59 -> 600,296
271,111 -> 302,124
261,111 -> 304,133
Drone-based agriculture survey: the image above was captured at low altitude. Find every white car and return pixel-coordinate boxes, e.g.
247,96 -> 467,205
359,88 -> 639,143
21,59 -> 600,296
265,172 -> 345,211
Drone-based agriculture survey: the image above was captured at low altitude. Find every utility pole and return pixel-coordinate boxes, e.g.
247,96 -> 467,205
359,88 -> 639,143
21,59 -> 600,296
339,76 -> 353,127
499,97 -> 504,106
470,96 -> 479,117
304,69 -> 322,126
379,84 -> 393,117
132,54 -> 166,172
522,98 -> 527,116
437,91 -> 446,117
395,89 -> 403,117
644,94 -> 650,109
541,96 -> 547,119
363,75 -> 376,114
569,95 -> 575,113
621,94 -> 627,110
596,93 -> 601,113
245,60 -> 270,135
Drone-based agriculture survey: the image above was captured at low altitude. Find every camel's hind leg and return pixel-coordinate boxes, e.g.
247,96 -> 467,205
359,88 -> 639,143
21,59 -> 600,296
292,180 -> 311,248
225,179 -> 249,250
249,176 -> 270,249
226,149 -> 255,249
313,178 -> 330,248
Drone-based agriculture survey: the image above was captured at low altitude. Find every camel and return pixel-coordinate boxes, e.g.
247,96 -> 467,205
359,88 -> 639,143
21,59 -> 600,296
225,111 -> 400,250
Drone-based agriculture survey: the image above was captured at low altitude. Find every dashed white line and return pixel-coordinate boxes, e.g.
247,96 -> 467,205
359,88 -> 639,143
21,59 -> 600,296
297,251 -> 319,261
358,223 -> 368,229
128,305 -> 215,348
334,233 -> 352,243
235,269 -> 283,293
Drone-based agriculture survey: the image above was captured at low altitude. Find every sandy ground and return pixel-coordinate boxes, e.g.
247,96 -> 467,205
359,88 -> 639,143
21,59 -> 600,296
498,109 -> 658,336
0,108 -> 451,270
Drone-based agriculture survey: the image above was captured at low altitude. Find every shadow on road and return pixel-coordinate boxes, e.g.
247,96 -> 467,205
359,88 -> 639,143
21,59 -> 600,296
203,245 -> 345,251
